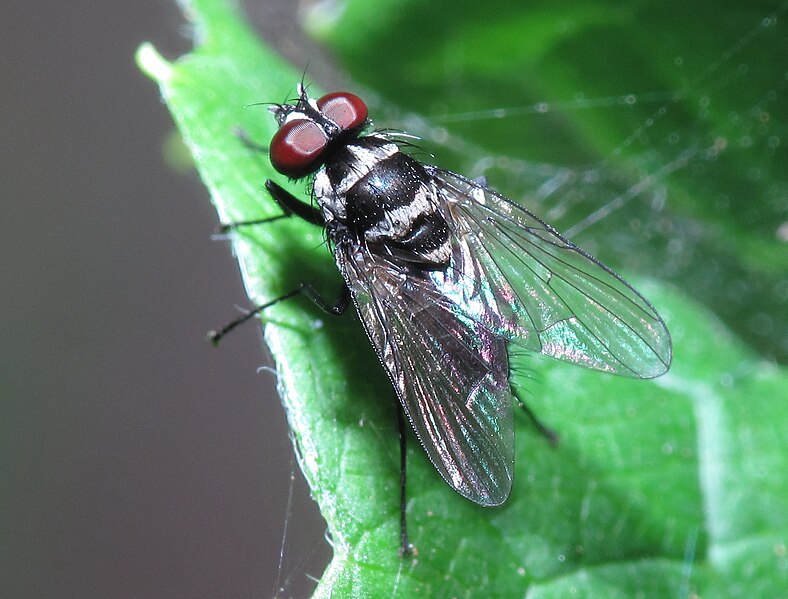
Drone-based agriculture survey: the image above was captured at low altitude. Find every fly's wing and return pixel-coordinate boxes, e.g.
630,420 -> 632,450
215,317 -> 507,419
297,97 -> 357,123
336,245 -> 515,506
429,168 -> 672,379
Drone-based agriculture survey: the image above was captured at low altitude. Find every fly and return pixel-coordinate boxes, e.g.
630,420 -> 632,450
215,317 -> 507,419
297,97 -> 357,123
211,83 -> 672,555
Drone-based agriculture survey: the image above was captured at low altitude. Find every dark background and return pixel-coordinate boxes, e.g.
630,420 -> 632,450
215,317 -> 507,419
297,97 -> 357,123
2,2 -> 334,597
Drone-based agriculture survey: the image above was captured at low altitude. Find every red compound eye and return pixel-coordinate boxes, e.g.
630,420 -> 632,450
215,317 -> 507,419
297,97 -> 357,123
317,92 -> 368,131
269,119 -> 328,178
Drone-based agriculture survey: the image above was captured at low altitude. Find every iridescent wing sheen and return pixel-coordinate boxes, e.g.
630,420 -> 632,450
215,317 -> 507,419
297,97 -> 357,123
336,245 -> 515,506
429,167 -> 672,379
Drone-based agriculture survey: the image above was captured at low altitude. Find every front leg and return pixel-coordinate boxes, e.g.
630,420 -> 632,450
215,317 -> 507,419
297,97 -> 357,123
265,180 -> 324,226
217,180 -> 324,232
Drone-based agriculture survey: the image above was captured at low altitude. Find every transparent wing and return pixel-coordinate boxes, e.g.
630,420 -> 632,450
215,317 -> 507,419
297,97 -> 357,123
336,245 -> 515,506
429,168 -> 672,378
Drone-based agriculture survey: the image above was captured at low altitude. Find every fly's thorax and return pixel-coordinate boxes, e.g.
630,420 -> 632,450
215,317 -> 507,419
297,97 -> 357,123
313,136 -> 398,223
315,135 -> 452,266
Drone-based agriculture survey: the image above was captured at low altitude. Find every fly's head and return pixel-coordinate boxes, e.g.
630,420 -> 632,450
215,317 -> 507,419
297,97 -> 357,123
268,83 -> 369,179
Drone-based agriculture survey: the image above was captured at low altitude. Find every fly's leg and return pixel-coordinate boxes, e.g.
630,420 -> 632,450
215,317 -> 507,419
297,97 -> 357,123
265,180 -> 324,225
219,181 -> 324,232
222,126 -> 324,230
396,404 -> 416,557
233,126 -> 268,153
211,171 -> 340,342
208,284 -> 350,345
513,390 -> 560,447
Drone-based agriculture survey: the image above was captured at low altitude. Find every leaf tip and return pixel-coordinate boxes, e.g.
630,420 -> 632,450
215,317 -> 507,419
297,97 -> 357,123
136,42 -> 173,83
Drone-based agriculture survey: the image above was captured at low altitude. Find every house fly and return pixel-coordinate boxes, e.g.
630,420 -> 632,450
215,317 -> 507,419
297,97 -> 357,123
211,84 -> 672,555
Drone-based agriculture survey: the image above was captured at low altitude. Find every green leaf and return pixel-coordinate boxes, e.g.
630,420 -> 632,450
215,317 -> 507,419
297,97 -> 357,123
137,0 -> 788,596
